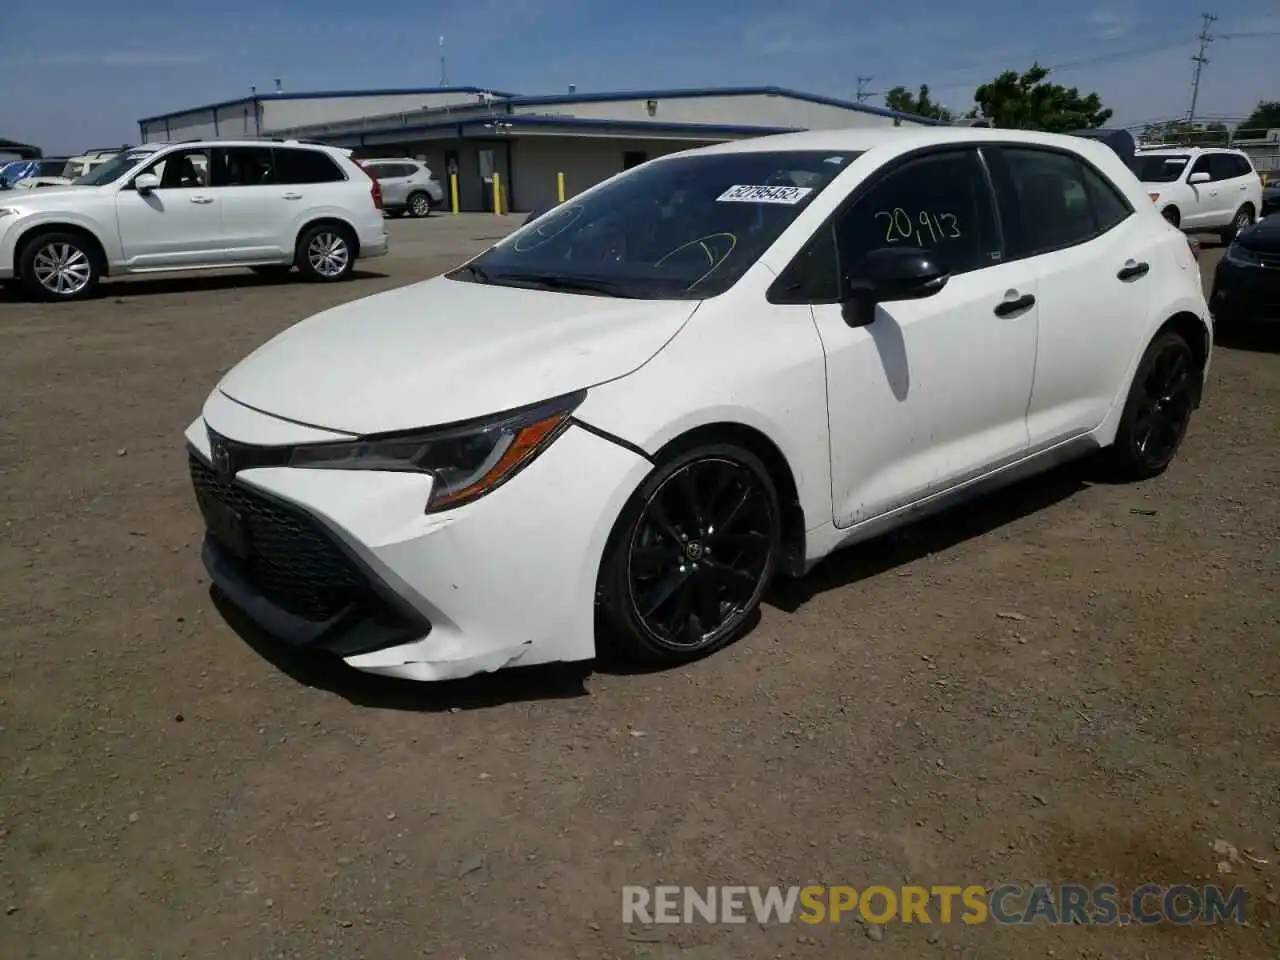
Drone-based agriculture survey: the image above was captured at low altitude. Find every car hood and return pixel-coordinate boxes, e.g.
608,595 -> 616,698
2,184 -> 97,205
1237,214 -> 1280,253
217,275 -> 699,435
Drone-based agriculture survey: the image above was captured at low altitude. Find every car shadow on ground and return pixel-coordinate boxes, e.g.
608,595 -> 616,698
0,270 -> 389,302
212,588 -> 592,712
768,460 -> 1090,612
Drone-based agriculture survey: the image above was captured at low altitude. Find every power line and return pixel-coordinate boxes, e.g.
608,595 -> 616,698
1187,12 -> 1216,124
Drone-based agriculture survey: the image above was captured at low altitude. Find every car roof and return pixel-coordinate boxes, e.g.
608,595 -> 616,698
679,125 -> 1131,158
1135,145 -> 1246,156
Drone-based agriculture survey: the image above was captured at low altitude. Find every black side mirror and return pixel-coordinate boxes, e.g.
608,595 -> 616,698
841,246 -> 949,326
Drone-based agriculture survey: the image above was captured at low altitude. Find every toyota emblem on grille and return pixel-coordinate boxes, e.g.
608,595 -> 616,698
209,432 -> 233,479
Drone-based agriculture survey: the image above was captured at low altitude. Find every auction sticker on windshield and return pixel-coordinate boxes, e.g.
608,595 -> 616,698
717,185 -> 814,204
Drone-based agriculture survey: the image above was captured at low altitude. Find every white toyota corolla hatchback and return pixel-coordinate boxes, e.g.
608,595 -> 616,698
186,127 -> 1211,682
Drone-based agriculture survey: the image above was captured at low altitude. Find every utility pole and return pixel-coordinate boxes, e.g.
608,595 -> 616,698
856,76 -> 873,103
439,36 -> 448,86
1187,12 -> 1216,124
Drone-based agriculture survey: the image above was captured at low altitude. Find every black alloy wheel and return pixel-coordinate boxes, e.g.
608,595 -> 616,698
1104,331 -> 1198,480
600,445 -> 781,665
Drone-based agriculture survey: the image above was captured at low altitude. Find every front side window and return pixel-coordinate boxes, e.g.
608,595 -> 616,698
1133,154 -> 1189,183
143,148 -> 212,189
833,148 -> 1000,278
1189,154 -> 1214,180
451,150 -> 861,299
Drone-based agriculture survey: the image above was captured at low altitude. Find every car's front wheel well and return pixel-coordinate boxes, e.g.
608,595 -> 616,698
650,423 -> 807,577
14,224 -> 108,276
295,218 -> 359,259
1161,205 -> 1181,227
1155,311 -> 1211,406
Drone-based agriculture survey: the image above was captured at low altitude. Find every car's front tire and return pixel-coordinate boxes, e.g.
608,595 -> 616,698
1101,330 -> 1200,481
296,223 -> 356,282
598,444 -> 781,666
18,230 -> 101,301
407,192 -> 432,218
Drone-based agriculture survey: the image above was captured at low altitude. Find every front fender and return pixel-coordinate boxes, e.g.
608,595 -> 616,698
2,209 -> 120,270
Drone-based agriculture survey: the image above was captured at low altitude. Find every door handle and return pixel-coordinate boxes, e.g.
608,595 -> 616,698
189,196 -> 213,204
993,292 -> 1035,317
282,193 -> 302,200
1117,260 -> 1150,281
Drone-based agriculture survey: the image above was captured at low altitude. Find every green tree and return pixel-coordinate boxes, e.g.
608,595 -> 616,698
884,84 -> 953,122
971,63 -> 1112,132
1238,100 -> 1280,134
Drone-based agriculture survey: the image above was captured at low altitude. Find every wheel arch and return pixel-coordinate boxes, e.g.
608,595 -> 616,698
644,421 -> 808,578
1154,310 -> 1211,407
294,217 -> 360,259
13,222 -> 110,276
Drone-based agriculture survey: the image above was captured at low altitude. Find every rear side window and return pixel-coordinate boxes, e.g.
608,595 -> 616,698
991,147 -> 1131,257
274,148 -> 345,184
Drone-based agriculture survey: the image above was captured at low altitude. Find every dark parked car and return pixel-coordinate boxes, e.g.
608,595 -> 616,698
1210,214 -> 1280,326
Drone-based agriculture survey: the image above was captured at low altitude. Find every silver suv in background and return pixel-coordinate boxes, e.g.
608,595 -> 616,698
360,158 -> 444,218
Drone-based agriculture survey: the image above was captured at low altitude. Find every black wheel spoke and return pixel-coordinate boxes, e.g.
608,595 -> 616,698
709,530 -> 768,555
638,567 -> 688,618
691,567 -> 722,632
631,543 -> 676,579
677,468 -> 703,531
706,557 -> 758,594
647,499 -> 683,546
662,578 -> 695,637
713,486 -> 753,534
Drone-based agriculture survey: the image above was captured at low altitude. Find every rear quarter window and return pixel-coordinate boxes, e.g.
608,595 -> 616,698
274,148 -> 345,184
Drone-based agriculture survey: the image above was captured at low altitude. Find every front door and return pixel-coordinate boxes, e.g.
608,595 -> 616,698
115,147 -> 225,269
811,147 -> 1038,527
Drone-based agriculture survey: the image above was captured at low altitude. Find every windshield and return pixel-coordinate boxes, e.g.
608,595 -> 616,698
452,150 -> 860,299
1134,154 -> 1190,183
73,150 -> 153,186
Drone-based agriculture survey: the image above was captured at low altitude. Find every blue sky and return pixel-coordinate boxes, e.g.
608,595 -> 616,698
2,0 -> 1277,153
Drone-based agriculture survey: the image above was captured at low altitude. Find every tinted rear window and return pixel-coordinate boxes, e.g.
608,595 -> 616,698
274,148 -> 345,184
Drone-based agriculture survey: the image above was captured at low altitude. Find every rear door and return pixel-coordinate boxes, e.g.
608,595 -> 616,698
986,145 -> 1158,446
212,146 -> 287,261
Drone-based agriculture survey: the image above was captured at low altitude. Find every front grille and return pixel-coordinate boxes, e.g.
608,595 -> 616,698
189,454 -> 369,622
1256,250 -> 1280,269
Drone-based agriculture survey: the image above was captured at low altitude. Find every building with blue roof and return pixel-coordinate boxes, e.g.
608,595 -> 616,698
138,84 -> 938,212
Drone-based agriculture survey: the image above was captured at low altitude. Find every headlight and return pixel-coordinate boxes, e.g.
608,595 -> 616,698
1225,243 -> 1260,267
286,390 -> 584,512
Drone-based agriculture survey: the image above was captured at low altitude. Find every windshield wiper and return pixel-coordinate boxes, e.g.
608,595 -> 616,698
490,273 -> 637,298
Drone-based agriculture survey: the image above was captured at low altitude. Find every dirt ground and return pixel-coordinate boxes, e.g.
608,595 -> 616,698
0,217 -> 1277,960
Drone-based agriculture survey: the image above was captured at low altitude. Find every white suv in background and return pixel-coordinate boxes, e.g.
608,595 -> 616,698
360,158 -> 444,218
1133,146 -> 1263,242
0,139 -> 388,301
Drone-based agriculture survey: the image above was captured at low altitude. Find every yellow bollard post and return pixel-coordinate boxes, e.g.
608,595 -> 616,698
449,174 -> 459,214
557,171 -> 565,203
492,173 -> 503,215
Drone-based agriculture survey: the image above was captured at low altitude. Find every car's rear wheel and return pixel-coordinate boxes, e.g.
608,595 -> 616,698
1161,205 -> 1181,227
1101,330 -> 1199,480
1219,204 -> 1254,243
598,444 -> 781,665
19,231 -> 100,301
407,192 -> 432,218
296,223 -> 355,282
